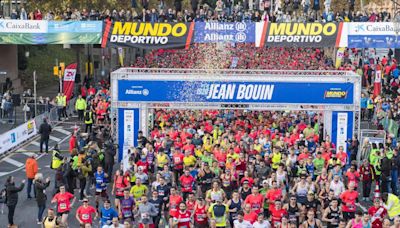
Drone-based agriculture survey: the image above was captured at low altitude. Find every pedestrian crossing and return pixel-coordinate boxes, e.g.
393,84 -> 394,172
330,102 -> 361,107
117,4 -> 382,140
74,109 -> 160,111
0,120 -> 75,176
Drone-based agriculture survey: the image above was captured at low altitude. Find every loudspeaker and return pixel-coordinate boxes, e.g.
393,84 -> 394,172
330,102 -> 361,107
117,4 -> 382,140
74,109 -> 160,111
11,94 -> 21,106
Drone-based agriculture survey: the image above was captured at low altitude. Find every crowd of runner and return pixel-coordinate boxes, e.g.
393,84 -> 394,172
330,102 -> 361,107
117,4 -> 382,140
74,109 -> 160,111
3,1 -> 393,23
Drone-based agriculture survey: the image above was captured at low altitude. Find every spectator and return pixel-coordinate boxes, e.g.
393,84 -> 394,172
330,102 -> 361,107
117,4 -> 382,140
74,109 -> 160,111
38,118 -> 52,153
25,155 -> 38,199
5,176 -> 25,227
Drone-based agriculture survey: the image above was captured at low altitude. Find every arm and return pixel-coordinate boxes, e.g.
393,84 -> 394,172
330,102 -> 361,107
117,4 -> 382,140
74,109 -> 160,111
321,207 -> 332,223
76,210 -> 83,224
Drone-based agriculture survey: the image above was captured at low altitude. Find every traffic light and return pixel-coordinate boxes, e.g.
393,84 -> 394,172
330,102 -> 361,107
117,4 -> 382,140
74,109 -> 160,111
53,66 -> 59,76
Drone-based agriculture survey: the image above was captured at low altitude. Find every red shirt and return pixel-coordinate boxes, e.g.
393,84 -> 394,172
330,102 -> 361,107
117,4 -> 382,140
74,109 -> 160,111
169,195 -> 183,217
53,192 -> 74,213
136,160 -> 149,174
76,205 -> 96,224
180,175 -> 195,193
368,206 -> 387,228
345,170 -> 360,187
194,204 -> 208,224
336,151 -> 348,165
243,211 -> 258,224
244,194 -> 264,214
270,207 -> 288,228
266,189 -> 282,211
173,153 -> 184,170
175,210 -> 191,228
114,174 -> 130,197
340,190 -> 358,212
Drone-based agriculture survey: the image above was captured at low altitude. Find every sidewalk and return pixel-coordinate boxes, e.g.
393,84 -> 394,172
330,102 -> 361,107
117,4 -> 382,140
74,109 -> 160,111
0,84 -> 61,135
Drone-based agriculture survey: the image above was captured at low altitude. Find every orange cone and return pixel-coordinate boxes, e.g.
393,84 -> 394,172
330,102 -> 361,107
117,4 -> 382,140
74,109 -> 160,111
374,182 -> 380,200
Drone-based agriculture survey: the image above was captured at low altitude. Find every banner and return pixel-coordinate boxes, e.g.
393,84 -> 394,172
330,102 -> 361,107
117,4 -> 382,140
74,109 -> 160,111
117,80 -> 354,104
63,63 -> 77,101
0,20 -> 47,33
257,22 -> 342,47
347,22 -> 400,48
102,21 -> 194,49
0,20 -> 102,44
336,112 -> 348,152
0,120 -> 37,155
194,22 -> 255,43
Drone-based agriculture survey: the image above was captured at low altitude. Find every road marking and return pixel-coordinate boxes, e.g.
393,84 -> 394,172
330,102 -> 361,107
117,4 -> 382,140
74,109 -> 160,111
0,133 -> 71,177
3,157 -> 24,167
54,128 -> 71,135
30,141 -> 40,147
17,148 -> 36,157
50,136 -> 62,142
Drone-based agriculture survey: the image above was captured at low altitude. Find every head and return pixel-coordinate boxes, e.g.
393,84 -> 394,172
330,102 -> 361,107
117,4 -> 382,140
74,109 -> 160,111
179,202 -> 186,212
104,199 -> 111,209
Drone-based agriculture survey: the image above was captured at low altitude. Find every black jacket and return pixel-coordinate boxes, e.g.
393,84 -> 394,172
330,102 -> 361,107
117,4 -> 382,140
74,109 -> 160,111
381,156 -> 392,177
35,180 -> 50,206
5,182 -> 24,206
39,122 -> 52,139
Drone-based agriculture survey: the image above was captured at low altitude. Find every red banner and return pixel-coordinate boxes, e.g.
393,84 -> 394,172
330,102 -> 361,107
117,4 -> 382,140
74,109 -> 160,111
63,63 -> 77,101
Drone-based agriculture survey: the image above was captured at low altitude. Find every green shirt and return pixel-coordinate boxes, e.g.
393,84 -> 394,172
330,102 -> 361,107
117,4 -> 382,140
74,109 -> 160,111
313,158 -> 325,174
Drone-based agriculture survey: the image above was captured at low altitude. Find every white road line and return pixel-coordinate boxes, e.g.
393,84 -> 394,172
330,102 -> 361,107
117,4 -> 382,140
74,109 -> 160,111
17,148 -> 36,157
50,136 -> 62,142
30,141 -> 41,147
53,128 -> 71,135
3,157 -> 24,167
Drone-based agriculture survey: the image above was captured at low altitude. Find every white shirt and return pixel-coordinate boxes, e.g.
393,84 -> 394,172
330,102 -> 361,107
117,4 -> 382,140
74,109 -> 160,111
253,220 -> 272,228
329,180 -> 345,197
233,219 -> 252,228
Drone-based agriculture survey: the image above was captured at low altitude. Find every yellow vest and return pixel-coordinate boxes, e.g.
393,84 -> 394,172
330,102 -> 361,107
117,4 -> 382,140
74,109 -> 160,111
84,111 -> 93,124
61,95 -> 67,107
387,193 -> 400,218
52,150 -> 63,169
75,98 -> 86,110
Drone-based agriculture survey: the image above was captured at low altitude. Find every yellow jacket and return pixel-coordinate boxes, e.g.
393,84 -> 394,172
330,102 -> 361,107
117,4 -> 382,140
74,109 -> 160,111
75,98 -> 87,111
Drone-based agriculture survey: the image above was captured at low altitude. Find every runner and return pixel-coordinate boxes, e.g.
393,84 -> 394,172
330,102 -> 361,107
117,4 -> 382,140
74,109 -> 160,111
99,199 -> 119,227
193,197 -> 208,228
119,190 -> 135,223
208,198 -> 229,228
75,198 -> 98,226
137,195 -> 158,228
94,166 -> 108,211
112,169 -> 130,212
51,185 -> 76,227
172,202 -> 191,228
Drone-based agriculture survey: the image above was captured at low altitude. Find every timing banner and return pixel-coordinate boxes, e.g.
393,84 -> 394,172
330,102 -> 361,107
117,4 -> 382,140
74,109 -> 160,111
102,21 -> 194,49
194,22 -> 255,43
256,22 -> 343,47
117,80 -> 354,104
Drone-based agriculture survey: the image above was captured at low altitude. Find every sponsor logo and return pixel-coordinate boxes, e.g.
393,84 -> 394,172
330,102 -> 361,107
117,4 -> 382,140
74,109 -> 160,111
110,22 -> 187,45
324,89 -> 348,98
10,133 -> 16,143
267,23 -> 337,43
0,20 -> 47,33
27,121 -> 34,134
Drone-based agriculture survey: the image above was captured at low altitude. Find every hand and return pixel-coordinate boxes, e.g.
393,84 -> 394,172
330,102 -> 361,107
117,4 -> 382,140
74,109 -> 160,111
46,177 -> 51,182
22,179 -> 26,184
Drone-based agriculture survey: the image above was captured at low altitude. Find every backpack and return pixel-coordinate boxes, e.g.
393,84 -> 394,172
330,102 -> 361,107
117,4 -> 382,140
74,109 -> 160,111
212,204 -> 226,218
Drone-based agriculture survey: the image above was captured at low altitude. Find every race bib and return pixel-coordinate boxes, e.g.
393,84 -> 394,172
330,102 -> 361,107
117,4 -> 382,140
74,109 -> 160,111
123,210 -> 132,218
82,214 -> 89,220
60,203 -> 67,210
197,214 -> 206,221
96,188 -> 103,193
141,213 -> 149,219
215,216 -> 223,223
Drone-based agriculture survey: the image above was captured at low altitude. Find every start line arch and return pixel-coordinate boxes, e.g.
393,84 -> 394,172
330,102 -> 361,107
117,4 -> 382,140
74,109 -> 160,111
111,68 -> 361,163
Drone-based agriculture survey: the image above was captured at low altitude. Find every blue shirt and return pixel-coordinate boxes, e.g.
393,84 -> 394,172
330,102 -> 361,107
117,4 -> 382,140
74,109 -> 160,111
100,207 -> 118,226
393,68 -> 399,79
360,97 -> 368,109
95,171 -> 106,191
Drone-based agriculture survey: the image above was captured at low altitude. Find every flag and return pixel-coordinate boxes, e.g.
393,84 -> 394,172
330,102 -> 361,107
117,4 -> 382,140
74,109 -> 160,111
388,118 -> 399,138
373,70 -> 382,97
118,47 -> 124,66
335,47 -> 345,69
62,63 -> 77,101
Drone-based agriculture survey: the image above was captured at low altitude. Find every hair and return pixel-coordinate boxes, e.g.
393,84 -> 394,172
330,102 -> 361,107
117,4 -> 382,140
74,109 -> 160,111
34,173 -> 43,182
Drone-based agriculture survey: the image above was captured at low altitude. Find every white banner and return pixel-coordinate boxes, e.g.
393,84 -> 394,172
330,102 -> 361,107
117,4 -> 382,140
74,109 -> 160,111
336,112 -> 348,152
0,20 -> 48,33
0,120 -> 37,155
122,110 -> 134,171
348,22 -> 395,35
